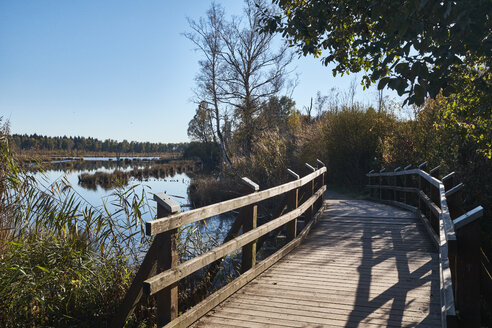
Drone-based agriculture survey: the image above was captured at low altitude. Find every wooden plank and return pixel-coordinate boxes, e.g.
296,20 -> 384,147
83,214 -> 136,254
236,287 -> 440,313
240,178 -> 259,273
255,262 -> 437,279
251,276 -> 436,297
210,303 -> 438,328
229,293 -> 441,320
453,206 -> 483,230
367,169 -> 440,189
193,197 -> 442,328
194,316 -> 289,328
259,271 -> 439,289
147,167 -> 326,235
163,203 -> 326,328
323,213 -> 417,219
207,307 -> 398,328
240,201 -> 257,273
418,190 -> 441,217
237,289 -> 439,315
272,251 -> 438,266
444,183 -> 462,198
285,183 -> 298,241
144,186 -> 326,296
438,182 -> 457,256
289,248 -> 438,260
439,212 -> 457,327
219,300 -> 441,327
155,199 -> 179,326
153,192 -> 180,213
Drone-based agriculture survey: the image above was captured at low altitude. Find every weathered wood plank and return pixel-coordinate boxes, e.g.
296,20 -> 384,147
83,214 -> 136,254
236,287 -> 440,313
147,167 -> 326,235
144,186 -> 326,296
162,202 -> 326,328
218,300 -> 441,327
193,197 -> 441,328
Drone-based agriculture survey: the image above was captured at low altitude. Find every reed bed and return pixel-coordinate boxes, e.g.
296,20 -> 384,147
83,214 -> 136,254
78,161 -> 198,190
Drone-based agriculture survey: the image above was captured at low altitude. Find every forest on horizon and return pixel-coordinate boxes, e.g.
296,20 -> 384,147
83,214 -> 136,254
10,133 -> 187,154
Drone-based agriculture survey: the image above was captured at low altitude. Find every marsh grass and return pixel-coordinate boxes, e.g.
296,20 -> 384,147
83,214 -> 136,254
0,119 -> 238,327
0,119 -> 151,327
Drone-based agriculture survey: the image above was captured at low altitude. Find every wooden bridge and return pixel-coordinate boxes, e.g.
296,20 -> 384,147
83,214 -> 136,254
112,161 -> 486,328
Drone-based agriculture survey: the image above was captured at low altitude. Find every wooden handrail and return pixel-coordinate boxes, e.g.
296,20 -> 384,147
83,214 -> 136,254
163,201 -> 325,328
368,168 -> 456,325
143,186 -> 326,296
147,167 -> 326,235
367,167 -> 483,327
114,163 -> 327,327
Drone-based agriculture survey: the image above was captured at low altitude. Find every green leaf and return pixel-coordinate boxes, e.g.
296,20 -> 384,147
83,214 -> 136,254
414,84 -> 426,105
378,77 -> 390,90
35,265 -> 51,274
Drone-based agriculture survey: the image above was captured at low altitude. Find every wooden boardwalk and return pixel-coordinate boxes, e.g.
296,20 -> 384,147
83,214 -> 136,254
192,195 -> 441,327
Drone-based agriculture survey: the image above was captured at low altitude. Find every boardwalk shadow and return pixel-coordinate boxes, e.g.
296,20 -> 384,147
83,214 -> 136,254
302,199 -> 440,327
345,226 -> 438,327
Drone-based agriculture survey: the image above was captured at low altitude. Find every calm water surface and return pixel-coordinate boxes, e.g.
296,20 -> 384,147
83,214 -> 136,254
34,158 -> 234,244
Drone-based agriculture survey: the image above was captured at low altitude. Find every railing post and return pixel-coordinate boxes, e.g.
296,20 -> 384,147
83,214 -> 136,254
379,168 -> 385,200
430,165 -> 440,179
368,170 -> 375,199
444,178 -> 463,294
304,163 -> 316,222
430,185 -> 440,232
430,165 -> 442,229
316,159 -> 326,213
110,193 -> 180,328
154,193 -> 181,326
453,207 -> 483,328
393,167 -> 401,201
240,177 -> 259,273
403,164 -> 411,205
418,162 -> 427,220
446,182 -> 464,221
286,169 -> 300,241
442,172 -> 456,192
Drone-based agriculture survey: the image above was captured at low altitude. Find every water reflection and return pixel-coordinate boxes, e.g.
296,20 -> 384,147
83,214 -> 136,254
33,159 -> 193,218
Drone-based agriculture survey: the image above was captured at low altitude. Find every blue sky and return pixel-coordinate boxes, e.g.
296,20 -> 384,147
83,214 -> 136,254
0,0 -> 398,143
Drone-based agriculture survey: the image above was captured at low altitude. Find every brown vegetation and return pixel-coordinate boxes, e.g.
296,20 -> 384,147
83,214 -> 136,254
78,161 -> 200,190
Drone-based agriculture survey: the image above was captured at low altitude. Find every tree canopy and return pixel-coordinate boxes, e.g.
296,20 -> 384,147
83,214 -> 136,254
262,0 -> 491,105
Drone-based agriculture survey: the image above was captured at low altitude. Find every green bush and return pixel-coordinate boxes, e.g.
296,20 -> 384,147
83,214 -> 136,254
298,107 -> 396,186
0,234 -> 132,327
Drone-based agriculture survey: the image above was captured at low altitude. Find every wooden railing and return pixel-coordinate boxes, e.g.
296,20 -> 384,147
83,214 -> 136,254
112,162 -> 327,328
367,162 -> 483,328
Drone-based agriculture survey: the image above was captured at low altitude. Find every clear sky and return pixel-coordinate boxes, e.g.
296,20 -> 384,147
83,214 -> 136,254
0,0 -> 398,143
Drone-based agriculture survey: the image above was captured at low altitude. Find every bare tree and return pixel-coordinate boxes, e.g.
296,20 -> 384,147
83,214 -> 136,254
186,0 -> 293,162
185,3 -> 233,168
314,91 -> 328,118
303,97 -> 313,122
219,0 -> 294,158
377,88 -> 384,113
349,76 -> 357,108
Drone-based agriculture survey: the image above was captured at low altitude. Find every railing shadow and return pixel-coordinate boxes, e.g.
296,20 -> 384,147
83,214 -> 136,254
302,199 -> 440,327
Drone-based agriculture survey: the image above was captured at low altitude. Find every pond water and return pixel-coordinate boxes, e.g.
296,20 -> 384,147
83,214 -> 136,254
32,158 -> 235,248
34,166 -> 191,212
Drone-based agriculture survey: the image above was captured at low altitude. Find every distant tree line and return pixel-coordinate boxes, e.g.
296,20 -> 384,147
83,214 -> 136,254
10,134 -> 188,154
